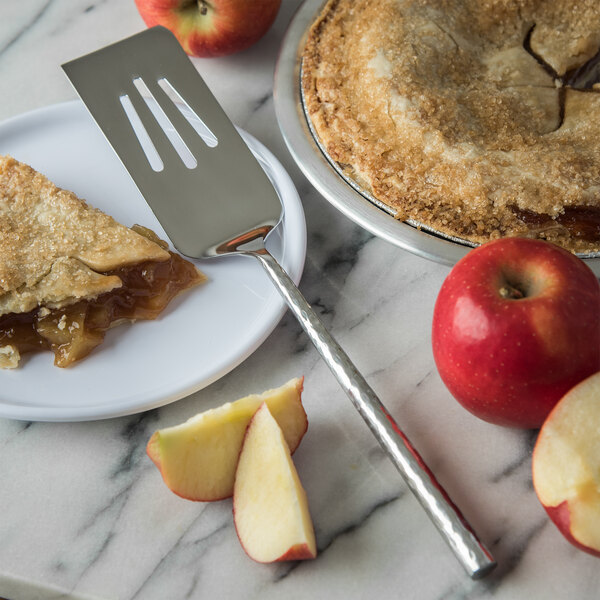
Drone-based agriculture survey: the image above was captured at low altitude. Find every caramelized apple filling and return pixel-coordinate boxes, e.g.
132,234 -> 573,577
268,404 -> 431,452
511,206 -> 600,243
0,250 -> 204,367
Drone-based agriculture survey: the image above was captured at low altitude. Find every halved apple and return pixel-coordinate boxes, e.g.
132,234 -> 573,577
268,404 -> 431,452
147,378 -> 307,501
532,371 -> 600,557
233,402 -> 317,562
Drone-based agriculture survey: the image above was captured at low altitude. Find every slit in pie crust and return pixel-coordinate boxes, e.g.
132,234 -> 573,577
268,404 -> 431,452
302,0 -> 600,253
0,156 -> 206,368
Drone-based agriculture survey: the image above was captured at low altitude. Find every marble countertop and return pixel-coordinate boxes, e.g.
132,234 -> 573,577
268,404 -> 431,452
1,2 -> 599,599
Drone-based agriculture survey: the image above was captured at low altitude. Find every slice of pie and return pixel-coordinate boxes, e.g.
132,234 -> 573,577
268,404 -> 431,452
302,0 -> 600,253
0,155 -> 206,368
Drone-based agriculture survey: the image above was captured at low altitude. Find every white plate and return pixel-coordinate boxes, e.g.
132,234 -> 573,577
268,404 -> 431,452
0,100 -> 306,422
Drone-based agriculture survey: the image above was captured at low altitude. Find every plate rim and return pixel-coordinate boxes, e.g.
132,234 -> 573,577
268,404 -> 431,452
273,0 -> 600,275
0,99 -> 307,421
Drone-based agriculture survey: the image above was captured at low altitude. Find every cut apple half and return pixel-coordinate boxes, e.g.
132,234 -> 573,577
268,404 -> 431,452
233,402 -> 317,562
147,378 -> 307,501
532,371 -> 600,557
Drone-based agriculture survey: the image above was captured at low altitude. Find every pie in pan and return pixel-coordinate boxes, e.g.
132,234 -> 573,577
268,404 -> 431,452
302,0 -> 600,253
0,155 -> 205,368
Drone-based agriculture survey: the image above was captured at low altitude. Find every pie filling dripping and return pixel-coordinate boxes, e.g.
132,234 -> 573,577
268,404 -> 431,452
0,251 -> 203,367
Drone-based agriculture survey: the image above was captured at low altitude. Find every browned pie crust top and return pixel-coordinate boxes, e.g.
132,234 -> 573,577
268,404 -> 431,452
302,0 -> 600,252
0,155 -> 170,316
0,155 -> 206,369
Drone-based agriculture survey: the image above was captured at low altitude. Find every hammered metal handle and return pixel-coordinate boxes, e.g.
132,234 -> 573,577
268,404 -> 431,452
251,248 -> 496,579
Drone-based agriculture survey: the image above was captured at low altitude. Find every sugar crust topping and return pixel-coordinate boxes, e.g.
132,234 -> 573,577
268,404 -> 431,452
0,155 -> 170,316
302,0 -> 600,252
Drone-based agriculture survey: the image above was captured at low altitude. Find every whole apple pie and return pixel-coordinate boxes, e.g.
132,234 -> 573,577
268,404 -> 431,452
302,0 -> 600,253
0,155 -> 205,368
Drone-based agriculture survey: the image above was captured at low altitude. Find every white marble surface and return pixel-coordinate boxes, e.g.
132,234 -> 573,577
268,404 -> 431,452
0,2 -> 599,599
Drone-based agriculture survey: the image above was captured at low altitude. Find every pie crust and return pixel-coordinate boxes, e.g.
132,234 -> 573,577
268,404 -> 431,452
302,0 -> 600,253
0,156 -> 205,368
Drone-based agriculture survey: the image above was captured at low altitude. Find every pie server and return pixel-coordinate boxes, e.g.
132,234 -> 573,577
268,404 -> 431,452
62,26 -> 495,578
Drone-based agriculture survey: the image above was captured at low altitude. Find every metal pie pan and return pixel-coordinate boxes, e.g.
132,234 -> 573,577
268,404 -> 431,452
273,0 -> 600,274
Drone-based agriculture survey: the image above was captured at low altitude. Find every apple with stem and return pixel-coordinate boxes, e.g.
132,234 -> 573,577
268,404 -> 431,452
533,371 -> 600,557
134,0 -> 282,58
233,402 -> 317,562
147,378 -> 307,500
432,238 -> 600,428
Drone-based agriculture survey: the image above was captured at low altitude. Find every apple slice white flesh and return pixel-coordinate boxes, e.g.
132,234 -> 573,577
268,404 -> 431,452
147,378 -> 307,501
532,371 -> 600,556
233,402 -> 317,562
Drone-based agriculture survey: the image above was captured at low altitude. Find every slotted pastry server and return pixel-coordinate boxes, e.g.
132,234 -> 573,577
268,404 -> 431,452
62,26 -> 496,578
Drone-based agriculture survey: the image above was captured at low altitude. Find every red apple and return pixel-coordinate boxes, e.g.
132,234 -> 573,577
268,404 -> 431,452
134,0 -> 282,58
532,371 -> 600,557
432,238 -> 600,428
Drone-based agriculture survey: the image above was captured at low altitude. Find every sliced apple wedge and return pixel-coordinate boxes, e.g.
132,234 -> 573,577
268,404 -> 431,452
532,371 -> 600,557
147,378 -> 307,501
233,402 -> 317,562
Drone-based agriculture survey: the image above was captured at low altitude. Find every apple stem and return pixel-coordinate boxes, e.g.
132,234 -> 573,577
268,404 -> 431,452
499,285 -> 525,300
198,0 -> 208,15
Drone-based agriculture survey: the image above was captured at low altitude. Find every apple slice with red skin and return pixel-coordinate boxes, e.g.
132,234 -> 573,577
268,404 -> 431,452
533,371 -> 600,557
233,402 -> 317,562
432,238 -> 600,428
147,378 -> 307,501
134,0 -> 282,58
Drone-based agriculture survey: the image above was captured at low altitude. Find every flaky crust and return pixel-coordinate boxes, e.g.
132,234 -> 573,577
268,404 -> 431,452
0,156 -> 170,316
302,0 -> 600,252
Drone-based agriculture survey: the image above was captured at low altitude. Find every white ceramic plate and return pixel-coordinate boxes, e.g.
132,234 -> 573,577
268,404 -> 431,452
0,100 -> 306,422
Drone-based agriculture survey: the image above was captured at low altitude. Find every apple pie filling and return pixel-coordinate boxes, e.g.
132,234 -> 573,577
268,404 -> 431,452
0,237 -> 204,368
